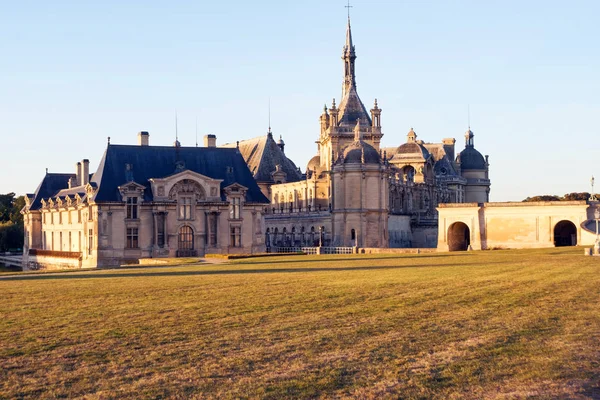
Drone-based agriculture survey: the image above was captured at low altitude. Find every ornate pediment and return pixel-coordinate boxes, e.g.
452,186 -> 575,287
149,170 -> 223,202
117,181 -> 145,201
224,183 -> 248,199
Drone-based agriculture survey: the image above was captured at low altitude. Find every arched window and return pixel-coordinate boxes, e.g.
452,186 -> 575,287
351,229 -> 356,241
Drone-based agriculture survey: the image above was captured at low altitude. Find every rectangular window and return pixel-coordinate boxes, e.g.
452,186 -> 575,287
43,231 -> 46,250
78,209 -> 82,223
59,212 -> 62,225
50,213 -> 54,225
43,213 -> 46,224
179,197 -> 192,220
88,205 -> 93,221
68,232 -> 72,251
78,231 -> 82,252
88,229 -> 93,255
208,213 -> 217,246
126,228 -> 139,249
230,226 -> 241,247
126,197 -> 138,219
68,211 -> 72,225
157,214 -> 165,247
230,197 -> 241,220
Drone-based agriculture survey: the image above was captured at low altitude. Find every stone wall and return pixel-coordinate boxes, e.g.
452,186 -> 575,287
437,201 -> 598,251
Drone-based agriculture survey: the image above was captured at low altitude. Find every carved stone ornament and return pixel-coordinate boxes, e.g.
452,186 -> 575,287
169,179 -> 206,201
157,186 -> 165,197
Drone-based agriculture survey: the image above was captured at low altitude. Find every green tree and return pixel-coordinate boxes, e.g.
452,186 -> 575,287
0,193 -> 25,252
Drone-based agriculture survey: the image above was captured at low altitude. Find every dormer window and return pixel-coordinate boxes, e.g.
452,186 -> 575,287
126,197 -> 138,219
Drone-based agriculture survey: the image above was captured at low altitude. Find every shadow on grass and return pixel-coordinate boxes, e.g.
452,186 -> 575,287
0,261 -> 501,281
231,253 -> 474,266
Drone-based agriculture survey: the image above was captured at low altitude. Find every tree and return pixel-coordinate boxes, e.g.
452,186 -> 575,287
522,192 -> 592,202
522,195 -> 561,202
563,192 -> 590,201
0,193 -> 25,252
0,222 -> 23,252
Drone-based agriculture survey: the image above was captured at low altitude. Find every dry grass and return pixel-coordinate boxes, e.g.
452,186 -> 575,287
1,248 -> 599,399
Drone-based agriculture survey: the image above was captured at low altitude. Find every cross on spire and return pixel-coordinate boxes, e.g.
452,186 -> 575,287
345,0 -> 353,20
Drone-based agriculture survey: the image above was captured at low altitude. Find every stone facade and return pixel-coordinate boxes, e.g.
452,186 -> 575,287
437,201 -> 599,251
235,17 -> 491,249
22,137 -> 269,269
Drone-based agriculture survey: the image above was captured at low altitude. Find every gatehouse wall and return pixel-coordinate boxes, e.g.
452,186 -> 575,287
437,201 -> 598,251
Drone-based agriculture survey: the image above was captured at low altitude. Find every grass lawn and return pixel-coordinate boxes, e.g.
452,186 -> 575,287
1,248 -> 599,399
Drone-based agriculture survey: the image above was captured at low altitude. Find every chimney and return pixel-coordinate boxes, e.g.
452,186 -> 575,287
138,131 -> 149,146
442,138 -> 456,162
68,177 -> 74,189
82,159 -> 90,186
204,134 -> 216,148
76,162 -> 82,186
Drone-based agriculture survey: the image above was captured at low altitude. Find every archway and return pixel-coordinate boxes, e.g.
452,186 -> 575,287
554,220 -> 577,247
448,222 -> 470,251
178,226 -> 194,256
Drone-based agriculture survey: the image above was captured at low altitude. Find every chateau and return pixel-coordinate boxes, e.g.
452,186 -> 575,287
226,18 -> 490,249
22,16 -> 599,270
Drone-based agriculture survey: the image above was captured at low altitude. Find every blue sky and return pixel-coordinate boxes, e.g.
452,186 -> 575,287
1,0 -> 599,201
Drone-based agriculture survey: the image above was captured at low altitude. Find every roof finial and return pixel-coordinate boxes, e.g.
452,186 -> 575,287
195,116 -> 198,147
345,0 -> 353,20
107,136 -> 111,145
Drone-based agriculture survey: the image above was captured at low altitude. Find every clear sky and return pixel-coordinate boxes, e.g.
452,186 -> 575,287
1,0 -> 599,201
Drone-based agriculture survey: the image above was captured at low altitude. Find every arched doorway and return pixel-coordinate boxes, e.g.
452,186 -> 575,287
554,220 -> 577,247
177,226 -> 195,257
448,222 -> 470,251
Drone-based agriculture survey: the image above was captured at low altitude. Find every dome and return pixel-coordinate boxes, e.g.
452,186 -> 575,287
395,142 -> 430,160
307,155 -> 321,171
457,147 -> 486,170
342,140 -> 381,164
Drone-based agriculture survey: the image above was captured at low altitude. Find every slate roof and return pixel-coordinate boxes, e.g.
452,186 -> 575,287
395,142 -> 430,159
28,173 -> 76,210
91,144 -> 269,203
221,133 -> 303,184
457,147 -> 486,170
337,86 -> 372,127
341,140 -> 381,164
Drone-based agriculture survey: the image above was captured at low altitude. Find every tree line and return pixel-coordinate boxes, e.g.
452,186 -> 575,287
522,192 -> 591,202
0,193 -> 25,252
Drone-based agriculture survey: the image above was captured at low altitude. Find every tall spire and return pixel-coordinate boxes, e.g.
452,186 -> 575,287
342,15 -> 356,98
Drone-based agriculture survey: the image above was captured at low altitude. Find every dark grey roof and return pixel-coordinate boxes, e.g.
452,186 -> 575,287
342,140 -> 380,164
28,173 -> 75,210
222,134 -> 302,184
457,147 -> 486,170
92,144 -> 269,203
307,155 -> 321,171
395,142 -> 430,160
337,86 -> 372,127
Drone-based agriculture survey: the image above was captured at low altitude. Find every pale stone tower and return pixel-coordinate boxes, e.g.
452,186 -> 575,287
331,120 -> 389,247
457,128 -> 490,203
